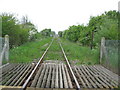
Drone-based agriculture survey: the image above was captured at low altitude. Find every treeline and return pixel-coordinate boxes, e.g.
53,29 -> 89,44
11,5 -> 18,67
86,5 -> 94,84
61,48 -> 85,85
40,28 -> 55,37
0,13 -> 55,48
1,13 -> 38,48
58,10 -> 118,49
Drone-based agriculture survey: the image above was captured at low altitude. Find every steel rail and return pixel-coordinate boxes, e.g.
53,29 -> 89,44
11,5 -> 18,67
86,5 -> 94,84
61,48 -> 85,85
21,38 -> 54,90
59,41 -> 81,90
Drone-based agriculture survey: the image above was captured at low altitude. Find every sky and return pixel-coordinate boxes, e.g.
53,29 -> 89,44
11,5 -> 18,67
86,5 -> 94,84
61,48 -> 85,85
0,0 -> 119,33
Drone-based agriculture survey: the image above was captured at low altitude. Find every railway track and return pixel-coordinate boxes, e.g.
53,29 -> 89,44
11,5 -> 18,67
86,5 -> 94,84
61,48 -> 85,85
1,37 -> 119,90
22,38 -> 80,90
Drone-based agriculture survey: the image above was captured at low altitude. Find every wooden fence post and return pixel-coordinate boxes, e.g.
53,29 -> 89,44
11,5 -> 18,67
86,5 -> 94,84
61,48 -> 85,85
5,35 -> 9,62
100,37 -> 105,64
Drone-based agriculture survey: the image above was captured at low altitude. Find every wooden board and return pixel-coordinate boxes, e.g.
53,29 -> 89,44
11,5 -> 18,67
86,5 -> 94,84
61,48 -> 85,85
73,65 -> 119,89
30,63 -> 73,89
0,86 -> 22,90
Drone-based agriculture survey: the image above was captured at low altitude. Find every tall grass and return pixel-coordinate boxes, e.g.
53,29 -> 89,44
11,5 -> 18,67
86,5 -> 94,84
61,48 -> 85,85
61,38 -> 99,65
9,37 -> 99,65
9,37 -> 52,63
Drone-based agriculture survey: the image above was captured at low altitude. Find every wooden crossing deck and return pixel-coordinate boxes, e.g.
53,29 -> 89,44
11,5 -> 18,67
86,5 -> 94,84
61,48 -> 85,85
30,63 -> 73,88
1,62 -> 119,89
73,65 -> 119,89
29,61 -> 119,89
1,63 -> 35,86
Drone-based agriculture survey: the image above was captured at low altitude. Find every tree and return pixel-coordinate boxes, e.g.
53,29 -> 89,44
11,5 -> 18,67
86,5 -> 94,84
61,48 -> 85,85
51,31 -> 55,37
21,16 -> 38,41
62,10 -> 118,49
58,31 -> 63,37
1,13 -> 38,48
1,13 -> 21,48
40,28 -> 51,37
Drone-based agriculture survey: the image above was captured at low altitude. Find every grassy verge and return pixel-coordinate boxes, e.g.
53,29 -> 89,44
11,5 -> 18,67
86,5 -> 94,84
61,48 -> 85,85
61,38 -> 99,65
9,37 -> 52,63
7,37 -> 99,65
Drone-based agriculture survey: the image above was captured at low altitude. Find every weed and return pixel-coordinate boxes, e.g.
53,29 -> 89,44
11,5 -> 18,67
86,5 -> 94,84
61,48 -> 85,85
9,37 -> 52,63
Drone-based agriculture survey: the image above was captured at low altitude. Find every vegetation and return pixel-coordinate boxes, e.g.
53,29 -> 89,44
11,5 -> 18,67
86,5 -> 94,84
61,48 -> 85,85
1,10 -> 118,66
58,31 -> 63,37
9,37 -> 52,63
44,38 -> 64,60
9,36 -> 99,65
0,13 -> 56,49
59,10 -> 118,49
60,38 -> 99,65
1,13 -> 38,48
40,28 -> 55,37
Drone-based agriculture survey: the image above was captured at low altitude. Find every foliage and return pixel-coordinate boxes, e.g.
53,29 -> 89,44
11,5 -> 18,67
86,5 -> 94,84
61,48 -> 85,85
40,28 -> 55,37
1,13 -> 38,48
60,38 -> 99,65
21,16 -> 38,41
44,38 -> 64,60
58,31 -> 63,37
61,10 -> 119,49
9,37 -> 99,65
1,13 -> 22,47
10,37 -> 52,63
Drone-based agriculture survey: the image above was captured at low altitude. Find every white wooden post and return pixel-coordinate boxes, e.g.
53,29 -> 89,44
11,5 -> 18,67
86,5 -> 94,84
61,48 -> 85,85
100,37 -> 105,64
5,35 -> 9,62
100,37 -> 109,68
0,35 -> 9,65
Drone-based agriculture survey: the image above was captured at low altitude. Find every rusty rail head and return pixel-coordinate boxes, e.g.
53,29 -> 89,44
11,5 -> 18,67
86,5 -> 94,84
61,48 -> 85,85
59,42 -> 81,89
21,39 -> 54,90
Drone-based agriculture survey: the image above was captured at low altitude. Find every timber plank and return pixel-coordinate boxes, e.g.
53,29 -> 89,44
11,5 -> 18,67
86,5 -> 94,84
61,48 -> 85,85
77,66 -> 92,88
81,65 -> 97,88
10,65 -> 29,86
14,64 -> 32,86
84,65 -> 103,88
61,64 -> 68,88
31,64 -> 43,87
88,66 -> 109,88
91,66 -> 114,88
55,65 -> 59,88
64,64 -> 73,88
59,64 -> 63,88
46,64 -> 52,88
86,66 -> 107,88
41,64 -> 49,88
2,64 -> 22,84
96,65 -> 118,85
36,64 -> 46,88
74,66 -> 87,88
5,64 -> 26,86
51,65 -> 55,88
93,65 -> 118,88
18,64 -> 35,86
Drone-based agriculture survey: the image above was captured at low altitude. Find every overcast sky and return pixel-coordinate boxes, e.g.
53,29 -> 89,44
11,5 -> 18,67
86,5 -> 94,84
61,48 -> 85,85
0,0 -> 119,33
